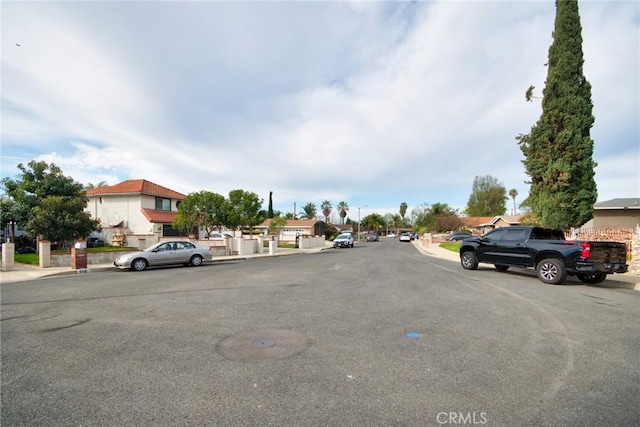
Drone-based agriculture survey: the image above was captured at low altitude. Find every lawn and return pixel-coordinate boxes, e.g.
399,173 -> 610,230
439,242 -> 461,252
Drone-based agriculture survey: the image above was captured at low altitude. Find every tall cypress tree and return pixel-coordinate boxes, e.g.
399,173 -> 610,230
517,0 -> 597,229
268,191 -> 274,219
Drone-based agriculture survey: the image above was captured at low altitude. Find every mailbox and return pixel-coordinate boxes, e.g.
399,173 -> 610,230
71,246 -> 87,269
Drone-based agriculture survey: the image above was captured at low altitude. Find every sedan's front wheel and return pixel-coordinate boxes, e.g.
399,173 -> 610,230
131,258 -> 148,271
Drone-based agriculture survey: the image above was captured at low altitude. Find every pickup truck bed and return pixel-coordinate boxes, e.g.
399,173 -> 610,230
459,226 -> 628,284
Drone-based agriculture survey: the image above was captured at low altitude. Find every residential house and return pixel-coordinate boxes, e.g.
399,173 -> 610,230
85,179 -> 186,248
580,198 -> 640,229
256,219 -> 325,242
333,224 -> 354,235
461,215 -> 522,235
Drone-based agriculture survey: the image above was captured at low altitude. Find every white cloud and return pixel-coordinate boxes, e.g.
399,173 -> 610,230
1,0 -> 638,214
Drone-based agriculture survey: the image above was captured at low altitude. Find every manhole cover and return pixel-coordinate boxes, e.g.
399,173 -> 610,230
252,339 -> 275,348
218,328 -> 308,361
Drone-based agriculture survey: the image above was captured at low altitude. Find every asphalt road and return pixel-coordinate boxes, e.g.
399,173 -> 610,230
2,240 -> 639,426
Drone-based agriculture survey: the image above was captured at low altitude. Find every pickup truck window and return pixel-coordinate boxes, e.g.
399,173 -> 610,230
531,227 -> 545,239
504,228 -> 527,241
485,229 -> 505,241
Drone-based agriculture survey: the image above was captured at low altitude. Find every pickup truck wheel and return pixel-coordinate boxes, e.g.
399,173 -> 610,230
461,251 -> 478,270
494,265 -> 510,272
576,272 -> 607,284
536,258 -> 567,284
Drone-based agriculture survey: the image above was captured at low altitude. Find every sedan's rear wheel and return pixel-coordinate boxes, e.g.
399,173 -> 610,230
461,251 -> 478,270
131,258 -> 147,271
190,255 -> 203,266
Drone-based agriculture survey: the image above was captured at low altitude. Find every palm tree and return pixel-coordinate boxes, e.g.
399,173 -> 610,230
85,181 -> 108,189
509,189 -> 518,215
389,214 -> 404,234
321,200 -> 332,223
337,201 -> 349,224
299,202 -> 317,220
399,202 -> 408,222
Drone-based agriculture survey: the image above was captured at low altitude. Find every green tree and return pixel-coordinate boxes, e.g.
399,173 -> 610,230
399,202 -> 408,222
268,215 -> 287,236
29,196 -> 99,243
517,0 -> 597,228
321,200 -> 332,223
173,191 -> 227,236
299,202 -> 317,220
226,189 -> 264,234
413,202 -> 462,232
0,198 -> 19,242
519,210 -> 541,226
435,213 -> 464,232
361,213 -> 386,232
465,175 -> 507,217
337,201 -> 349,224
384,213 -> 404,234
0,161 -> 100,245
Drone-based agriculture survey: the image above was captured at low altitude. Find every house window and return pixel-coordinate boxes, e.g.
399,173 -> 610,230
162,224 -> 182,237
155,197 -> 171,211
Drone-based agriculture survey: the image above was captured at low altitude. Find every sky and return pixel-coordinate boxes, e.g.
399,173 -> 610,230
1,0 -> 638,222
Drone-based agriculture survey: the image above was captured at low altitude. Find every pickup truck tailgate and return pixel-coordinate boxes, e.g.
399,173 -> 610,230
588,241 -> 627,264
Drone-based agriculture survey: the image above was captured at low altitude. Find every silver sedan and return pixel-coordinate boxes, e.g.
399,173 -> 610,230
114,240 -> 212,271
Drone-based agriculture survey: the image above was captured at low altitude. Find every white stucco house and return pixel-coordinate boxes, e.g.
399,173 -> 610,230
85,179 -> 186,248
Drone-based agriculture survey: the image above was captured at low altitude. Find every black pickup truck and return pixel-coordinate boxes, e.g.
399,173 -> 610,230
459,226 -> 628,284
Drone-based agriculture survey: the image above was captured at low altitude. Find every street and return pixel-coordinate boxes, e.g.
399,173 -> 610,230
2,239 -> 639,426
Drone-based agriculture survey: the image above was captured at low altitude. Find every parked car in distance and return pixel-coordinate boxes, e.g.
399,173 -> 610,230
366,232 -> 379,242
87,237 -> 105,247
399,232 -> 412,242
209,232 -> 232,240
333,234 -> 354,248
16,246 -> 36,254
387,233 -> 397,238
447,232 -> 473,241
114,240 -> 212,271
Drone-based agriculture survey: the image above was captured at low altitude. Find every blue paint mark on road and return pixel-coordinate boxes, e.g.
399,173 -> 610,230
406,332 -> 421,339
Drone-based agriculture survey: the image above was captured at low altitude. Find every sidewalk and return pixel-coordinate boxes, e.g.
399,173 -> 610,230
411,240 -> 640,291
0,242 -> 334,284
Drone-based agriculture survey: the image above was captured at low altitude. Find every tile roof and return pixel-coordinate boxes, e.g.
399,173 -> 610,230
461,217 -> 494,227
594,198 -> 640,209
334,224 -> 353,231
86,179 -> 186,199
141,208 -> 178,223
